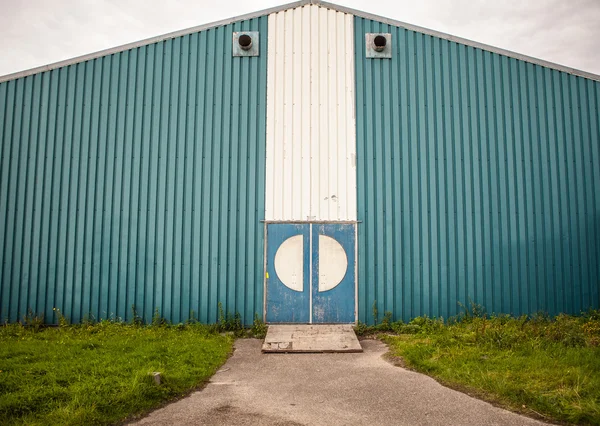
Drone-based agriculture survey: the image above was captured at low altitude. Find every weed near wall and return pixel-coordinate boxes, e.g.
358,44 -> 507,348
0,303 -> 269,425
372,309 -> 600,425
0,322 -> 233,426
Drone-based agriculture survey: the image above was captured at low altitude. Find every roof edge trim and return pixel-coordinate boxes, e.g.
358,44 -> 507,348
1,0 -> 599,84
329,0 -> 600,82
0,0 -> 309,84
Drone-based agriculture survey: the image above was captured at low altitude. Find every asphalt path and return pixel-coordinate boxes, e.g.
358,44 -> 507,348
131,338 -> 549,426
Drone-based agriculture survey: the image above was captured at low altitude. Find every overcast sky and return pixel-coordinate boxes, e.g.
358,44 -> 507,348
0,0 -> 599,78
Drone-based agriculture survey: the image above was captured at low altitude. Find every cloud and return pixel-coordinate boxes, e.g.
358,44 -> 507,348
0,0 -> 598,77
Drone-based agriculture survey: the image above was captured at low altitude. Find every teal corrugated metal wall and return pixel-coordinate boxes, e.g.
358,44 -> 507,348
355,17 -> 600,323
0,17 -> 268,325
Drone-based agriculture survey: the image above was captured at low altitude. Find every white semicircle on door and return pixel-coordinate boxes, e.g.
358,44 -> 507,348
318,235 -> 348,292
274,235 -> 304,292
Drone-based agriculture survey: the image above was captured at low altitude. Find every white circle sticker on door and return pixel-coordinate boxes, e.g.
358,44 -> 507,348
274,235 -> 304,292
318,235 -> 348,292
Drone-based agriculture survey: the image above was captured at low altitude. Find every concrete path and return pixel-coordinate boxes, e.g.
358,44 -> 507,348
132,339 -> 549,426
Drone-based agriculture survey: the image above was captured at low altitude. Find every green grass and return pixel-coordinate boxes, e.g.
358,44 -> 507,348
0,321 -> 233,425
368,310 -> 600,425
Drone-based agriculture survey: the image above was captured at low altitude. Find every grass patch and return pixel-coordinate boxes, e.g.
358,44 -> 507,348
0,321 -> 233,425
360,308 -> 600,425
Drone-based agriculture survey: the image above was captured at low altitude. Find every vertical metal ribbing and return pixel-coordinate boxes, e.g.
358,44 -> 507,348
0,17 -> 268,325
355,16 -> 600,324
265,5 -> 357,222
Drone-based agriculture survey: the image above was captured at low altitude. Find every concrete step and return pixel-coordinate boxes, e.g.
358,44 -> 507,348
261,324 -> 363,353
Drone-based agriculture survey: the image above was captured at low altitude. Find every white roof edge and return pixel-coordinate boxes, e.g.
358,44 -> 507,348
1,0 -> 599,84
0,0 -> 308,84
327,0 -> 600,82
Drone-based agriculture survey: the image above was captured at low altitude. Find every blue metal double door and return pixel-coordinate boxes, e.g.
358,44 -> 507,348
266,223 -> 355,323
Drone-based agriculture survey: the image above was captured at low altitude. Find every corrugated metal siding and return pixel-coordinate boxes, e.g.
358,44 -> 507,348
0,17 -> 268,325
265,5 -> 357,221
355,17 -> 600,323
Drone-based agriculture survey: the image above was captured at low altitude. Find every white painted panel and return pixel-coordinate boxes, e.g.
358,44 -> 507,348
266,4 -> 357,221
318,235 -> 348,292
274,235 -> 304,292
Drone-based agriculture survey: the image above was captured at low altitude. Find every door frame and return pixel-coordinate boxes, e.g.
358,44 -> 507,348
263,221 -> 358,324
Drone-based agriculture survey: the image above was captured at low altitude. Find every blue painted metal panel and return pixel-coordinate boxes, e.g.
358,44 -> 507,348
266,224 -> 310,323
0,17 -> 268,325
355,17 -> 600,324
312,224 -> 355,323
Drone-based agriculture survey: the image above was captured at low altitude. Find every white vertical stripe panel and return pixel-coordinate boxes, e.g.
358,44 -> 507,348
266,4 -> 356,221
